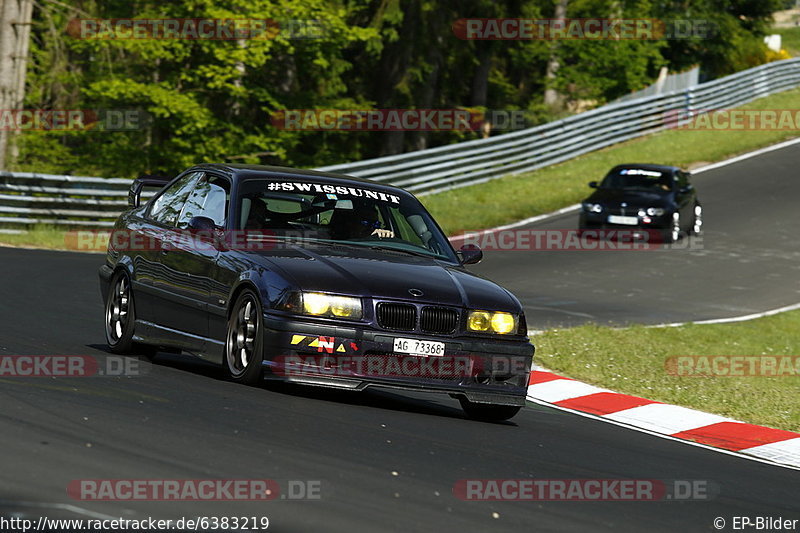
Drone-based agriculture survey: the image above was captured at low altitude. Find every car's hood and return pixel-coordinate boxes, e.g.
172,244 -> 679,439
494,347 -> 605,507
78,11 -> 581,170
586,188 -> 672,208
244,244 -> 521,312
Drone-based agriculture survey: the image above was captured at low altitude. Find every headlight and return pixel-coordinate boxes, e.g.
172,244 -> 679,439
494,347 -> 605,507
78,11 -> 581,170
467,311 -> 491,331
582,202 -> 602,213
646,207 -> 665,216
296,292 -> 362,319
467,310 -> 518,334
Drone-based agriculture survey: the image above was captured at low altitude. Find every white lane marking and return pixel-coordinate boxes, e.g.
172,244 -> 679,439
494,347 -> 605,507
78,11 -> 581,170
527,300 -> 800,336
690,136 -> 800,175
526,379 -> 610,403
740,438 -> 800,465
525,397 -> 800,471
650,301 -> 800,328
602,404 -> 734,435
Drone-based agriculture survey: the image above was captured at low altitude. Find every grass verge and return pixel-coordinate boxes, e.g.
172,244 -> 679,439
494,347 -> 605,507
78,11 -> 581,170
422,86 -> 800,234
535,311 -> 800,432
0,225 -> 77,251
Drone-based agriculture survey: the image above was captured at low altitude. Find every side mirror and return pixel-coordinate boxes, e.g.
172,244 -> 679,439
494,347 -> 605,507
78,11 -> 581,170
458,244 -> 483,265
589,181 -> 598,188
679,185 -> 693,193
188,216 -> 216,232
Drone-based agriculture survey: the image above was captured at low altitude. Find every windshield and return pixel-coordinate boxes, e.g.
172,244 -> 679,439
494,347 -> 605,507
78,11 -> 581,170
237,179 -> 457,261
600,168 -> 673,191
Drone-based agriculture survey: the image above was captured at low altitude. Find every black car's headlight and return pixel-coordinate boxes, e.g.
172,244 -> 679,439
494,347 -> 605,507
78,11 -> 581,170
467,310 -> 518,335
284,291 -> 363,319
639,207 -> 665,216
582,202 -> 602,213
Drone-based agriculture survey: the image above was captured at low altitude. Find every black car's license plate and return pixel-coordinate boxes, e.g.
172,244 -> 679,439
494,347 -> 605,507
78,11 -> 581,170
393,338 -> 445,357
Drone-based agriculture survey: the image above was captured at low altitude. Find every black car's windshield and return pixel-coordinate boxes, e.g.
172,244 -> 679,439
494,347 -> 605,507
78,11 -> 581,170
237,179 -> 457,261
600,168 -> 672,191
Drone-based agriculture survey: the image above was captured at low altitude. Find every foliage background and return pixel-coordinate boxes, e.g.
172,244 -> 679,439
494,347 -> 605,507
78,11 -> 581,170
13,0 -> 782,178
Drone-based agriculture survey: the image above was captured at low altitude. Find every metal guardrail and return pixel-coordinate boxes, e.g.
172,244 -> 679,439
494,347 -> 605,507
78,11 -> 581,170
2,58 -> 800,228
0,171 -> 133,227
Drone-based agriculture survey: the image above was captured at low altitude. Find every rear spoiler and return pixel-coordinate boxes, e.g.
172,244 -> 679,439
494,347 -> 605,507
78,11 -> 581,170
128,175 -> 172,208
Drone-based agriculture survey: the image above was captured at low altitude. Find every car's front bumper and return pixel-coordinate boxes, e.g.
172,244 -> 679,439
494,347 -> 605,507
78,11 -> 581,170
579,212 -> 671,231
260,315 -> 534,406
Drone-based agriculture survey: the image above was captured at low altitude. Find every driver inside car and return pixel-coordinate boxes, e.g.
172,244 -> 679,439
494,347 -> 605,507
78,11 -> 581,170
330,200 -> 394,240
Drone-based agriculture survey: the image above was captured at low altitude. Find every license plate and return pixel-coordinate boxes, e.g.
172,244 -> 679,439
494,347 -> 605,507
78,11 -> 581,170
607,215 -> 639,225
393,338 -> 445,357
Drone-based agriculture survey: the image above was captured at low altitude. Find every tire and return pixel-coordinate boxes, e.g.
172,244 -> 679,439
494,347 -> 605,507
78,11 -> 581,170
105,271 -> 135,354
459,398 -> 522,422
105,271 -> 157,358
225,289 -> 265,385
690,203 -> 703,235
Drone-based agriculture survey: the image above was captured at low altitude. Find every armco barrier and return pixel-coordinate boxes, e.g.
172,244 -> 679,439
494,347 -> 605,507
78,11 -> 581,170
2,58 -> 800,228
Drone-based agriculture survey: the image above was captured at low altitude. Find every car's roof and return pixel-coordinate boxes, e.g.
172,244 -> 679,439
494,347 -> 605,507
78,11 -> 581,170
609,163 -> 682,173
191,163 -> 412,196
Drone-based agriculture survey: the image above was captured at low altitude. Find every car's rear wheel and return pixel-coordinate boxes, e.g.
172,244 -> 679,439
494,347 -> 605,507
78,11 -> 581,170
105,271 -> 157,358
225,289 -> 264,385
691,203 -> 703,235
459,398 -> 522,422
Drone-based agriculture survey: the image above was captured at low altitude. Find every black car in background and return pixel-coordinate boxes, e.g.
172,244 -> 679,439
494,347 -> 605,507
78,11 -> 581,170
579,164 -> 702,243
99,164 -> 534,421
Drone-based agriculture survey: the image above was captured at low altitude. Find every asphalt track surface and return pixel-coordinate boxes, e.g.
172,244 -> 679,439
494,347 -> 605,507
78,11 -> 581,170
472,142 -> 800,328
0,145 -> 799,532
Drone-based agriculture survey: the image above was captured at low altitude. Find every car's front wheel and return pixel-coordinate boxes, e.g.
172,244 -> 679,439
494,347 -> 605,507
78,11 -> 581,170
459,398 -> 522,422
225,289 -> 265,385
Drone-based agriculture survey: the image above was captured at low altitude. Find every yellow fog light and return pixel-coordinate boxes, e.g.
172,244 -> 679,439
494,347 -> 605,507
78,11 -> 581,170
303,293 -> 330,315
330,296 -> 358,317
467,311 -> 492,332
491,312 -> 516,334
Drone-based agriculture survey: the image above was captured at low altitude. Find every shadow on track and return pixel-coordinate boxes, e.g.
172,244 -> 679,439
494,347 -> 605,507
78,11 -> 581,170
86,345 -> 518,425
